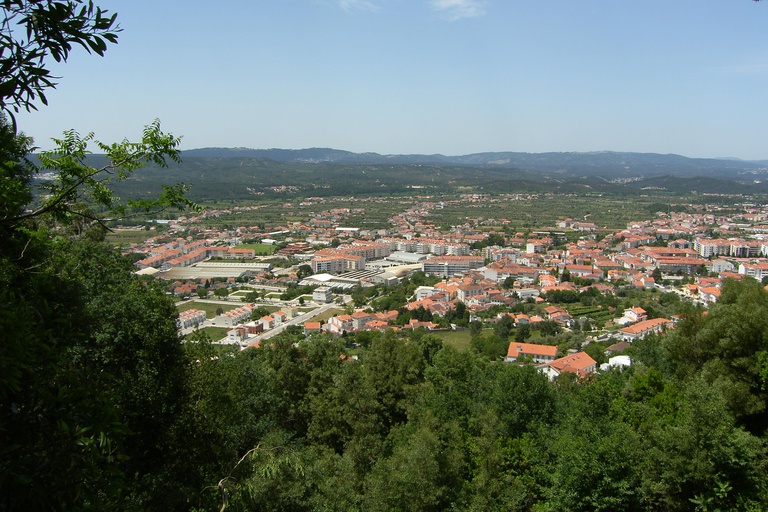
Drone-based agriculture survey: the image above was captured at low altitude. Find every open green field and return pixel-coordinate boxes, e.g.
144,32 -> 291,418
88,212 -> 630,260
235,243 -> 277,255
194,326 -> 230,341
177,301 -> 239,318
430,329 -> 473,352
306,307 -> 346,323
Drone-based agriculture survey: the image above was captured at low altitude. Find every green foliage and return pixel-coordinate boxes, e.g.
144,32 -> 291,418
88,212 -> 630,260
584,341 -> 607,366
545,289 -> 580,303
5,5 -> 768,505
0,115 -> 33,229
250,306 -> 271,320
0,0 -> 120,119
0,238 -> 191,510
280,283 -> 316,301
24,120 -> 197,227
471,333 -> 508,360
664,279 -> 768,430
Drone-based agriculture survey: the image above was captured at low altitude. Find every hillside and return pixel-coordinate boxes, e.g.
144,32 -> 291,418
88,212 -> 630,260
181,147 -> 768,179
106,150 -> 768,202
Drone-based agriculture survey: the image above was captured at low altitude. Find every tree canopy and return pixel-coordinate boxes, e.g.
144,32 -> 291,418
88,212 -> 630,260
3,1 -> 768,510
0,0 -> 119,122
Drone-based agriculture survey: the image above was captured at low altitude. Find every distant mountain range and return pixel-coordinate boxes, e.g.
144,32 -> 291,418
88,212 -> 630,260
92,147 -> 768,202
181,147 -> 768,179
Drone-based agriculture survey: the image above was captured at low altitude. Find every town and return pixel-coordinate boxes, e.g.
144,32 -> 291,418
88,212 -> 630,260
114,191 -> 768,380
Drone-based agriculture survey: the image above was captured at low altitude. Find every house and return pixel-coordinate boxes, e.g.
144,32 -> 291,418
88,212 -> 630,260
178,308 -> 206,329
699,286 -> 721,305
618,317 -> 672,341
351,311 -> 373,330
214,304 -> 255,327
227,326 -> 248,344
313,286 -> 333,303
606,341 -> 631,355
304,321 -> 322,335
363,319 -> 391,332
505,342 -> 558,364
603,355 -> 631,370
326,314 -> 354,335
624,307 -> 647,323
413,286 -> 440,300
540,352 -> 597,380
272,311 -> 288,326
405,319 -> 438,330
456,283 -> 487,304
543,305 -> 573,327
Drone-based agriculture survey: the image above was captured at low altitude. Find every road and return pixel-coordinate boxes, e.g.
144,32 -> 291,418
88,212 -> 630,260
248,302 -> 338,344
178,300 -> 344,344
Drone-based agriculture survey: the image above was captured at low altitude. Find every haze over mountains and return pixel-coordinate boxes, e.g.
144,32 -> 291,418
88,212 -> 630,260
182,147 -> 768,179
99,147 -> 768,203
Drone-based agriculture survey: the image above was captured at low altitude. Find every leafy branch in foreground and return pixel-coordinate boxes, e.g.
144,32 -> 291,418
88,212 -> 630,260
3,119 -> 200,229
0,0 -> 120,122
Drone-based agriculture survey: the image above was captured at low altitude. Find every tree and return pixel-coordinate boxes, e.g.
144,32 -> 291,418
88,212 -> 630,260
515,324 -> 532,342
493,314 -> 516,340
297,264 -> 313,279
583,342 -> 607,366
0,3 -> 204,509
0,1 -> 120,122
250,306 -> 271,321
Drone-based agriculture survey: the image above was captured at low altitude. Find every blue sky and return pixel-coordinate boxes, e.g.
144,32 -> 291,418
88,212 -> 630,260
15,0 -> 768,159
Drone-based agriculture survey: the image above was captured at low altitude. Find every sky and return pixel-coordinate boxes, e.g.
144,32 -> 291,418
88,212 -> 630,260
14,0 -> 768,159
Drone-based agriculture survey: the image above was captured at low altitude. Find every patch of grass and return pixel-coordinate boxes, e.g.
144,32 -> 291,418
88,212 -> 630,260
106,229 -> 154,246
306,307 -> 346,323
236,243 -> 277,255
431,329 -> 473,352
195,326 -> 230,341
177,300 -> 239,318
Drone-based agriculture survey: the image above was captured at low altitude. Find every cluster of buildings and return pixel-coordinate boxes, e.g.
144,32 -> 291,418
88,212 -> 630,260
504,343 -> 598,380
221,308 -> 299,346
151,196 -> 768,381
133,238 -> 255,271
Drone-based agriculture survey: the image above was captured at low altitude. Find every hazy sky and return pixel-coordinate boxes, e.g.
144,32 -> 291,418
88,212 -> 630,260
14,0 -> 768,159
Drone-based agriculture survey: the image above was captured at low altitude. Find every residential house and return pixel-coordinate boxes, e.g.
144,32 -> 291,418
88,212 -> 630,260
304,321 -> 322,335
618,317 -> 672,342
505,342 -> 558,364
540,352 -> 597,380
624,307 -> 647,323
178,308 -> 206,329
326,314 -> 355,335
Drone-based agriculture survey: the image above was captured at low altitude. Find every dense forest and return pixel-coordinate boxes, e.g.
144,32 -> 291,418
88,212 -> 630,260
3,2 -> 768,511
5,235 -> 768,511
105,155 -> 768,203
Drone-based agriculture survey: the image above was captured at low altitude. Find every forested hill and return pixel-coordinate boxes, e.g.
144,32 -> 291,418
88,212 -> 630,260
104,153 -> 768,203
182,147 -> 768,179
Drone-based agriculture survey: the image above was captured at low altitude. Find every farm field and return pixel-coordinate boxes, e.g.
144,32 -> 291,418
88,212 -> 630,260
105,229 -> 155,246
